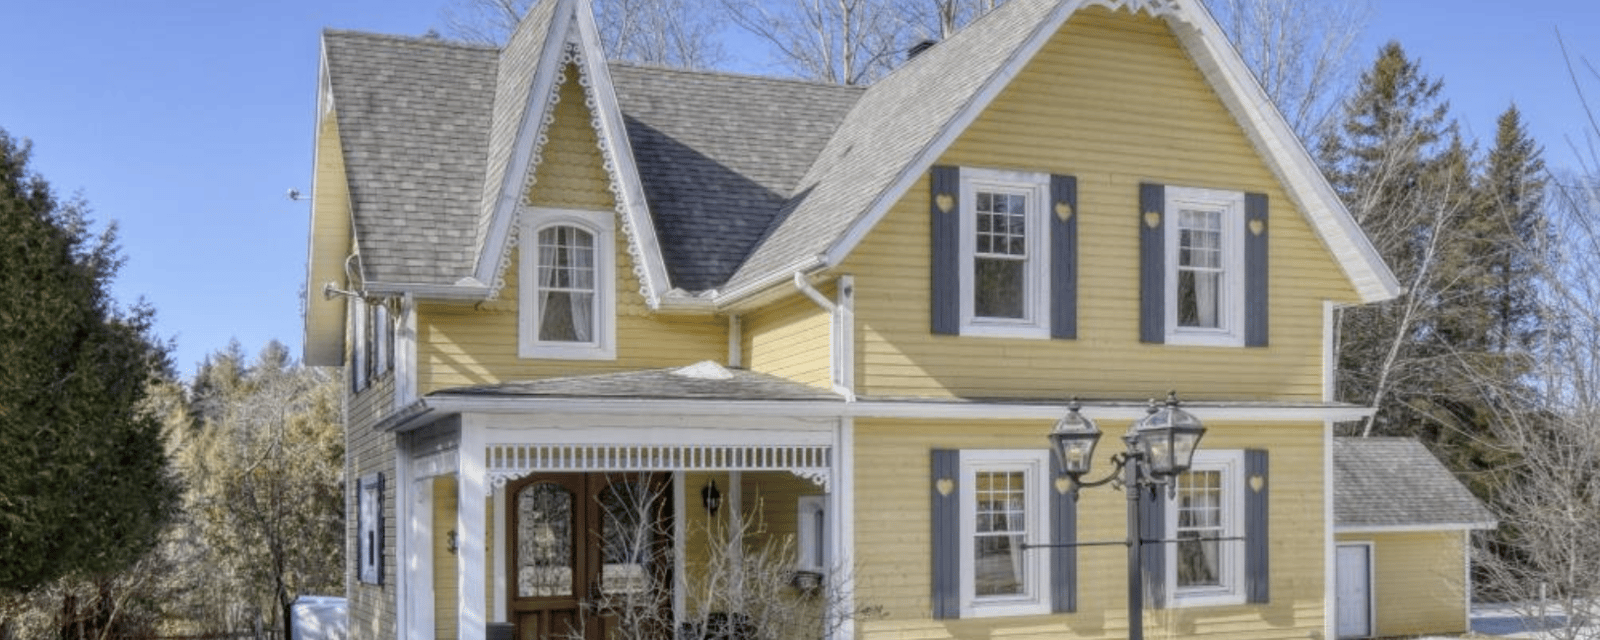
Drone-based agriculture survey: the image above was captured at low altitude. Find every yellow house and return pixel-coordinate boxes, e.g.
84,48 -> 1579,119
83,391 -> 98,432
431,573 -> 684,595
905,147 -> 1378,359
301,0 -> 1402,639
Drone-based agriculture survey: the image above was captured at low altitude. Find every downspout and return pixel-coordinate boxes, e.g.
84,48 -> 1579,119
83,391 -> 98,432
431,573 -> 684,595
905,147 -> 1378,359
793,272 -> 856,401
728,315 -> 743,368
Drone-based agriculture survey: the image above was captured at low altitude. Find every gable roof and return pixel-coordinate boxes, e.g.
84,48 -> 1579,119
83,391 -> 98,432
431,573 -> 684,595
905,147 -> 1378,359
722,0 -> 1400,304
314,0 -> 1398,308
1334,437 -> 1496,531
321,30 -> 497,287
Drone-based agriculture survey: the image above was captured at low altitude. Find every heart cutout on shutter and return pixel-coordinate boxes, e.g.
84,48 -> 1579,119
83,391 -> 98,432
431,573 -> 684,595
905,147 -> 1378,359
1055,202 -> 1074,221
1054,476 -> 1074,495
1249,219 -> 1266,236
1144,211 -> 1161,228
935,478 -> 955,496
1249,475 -> 1265,493
935,194 -> 955,214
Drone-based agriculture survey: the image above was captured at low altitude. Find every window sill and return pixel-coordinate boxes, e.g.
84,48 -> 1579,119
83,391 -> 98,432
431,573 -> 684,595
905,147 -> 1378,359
519,343 -> 616,360
1163,330 -> 1244,348
1169,590 -> 1247,608
959,322 -> 1051,340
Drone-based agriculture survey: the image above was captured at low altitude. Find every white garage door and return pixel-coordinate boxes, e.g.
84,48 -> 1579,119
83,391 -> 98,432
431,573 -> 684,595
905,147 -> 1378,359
1336,543 -> 1373,638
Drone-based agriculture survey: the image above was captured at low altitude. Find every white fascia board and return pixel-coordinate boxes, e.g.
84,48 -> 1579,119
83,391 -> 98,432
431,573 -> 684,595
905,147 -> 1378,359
817,0 -> 1088,271
472,0 -> 576,289
379,394 -> 1376,432
712,255 -> 828,310
362,280 -> 492,300
1336,522 -> 1498,534
1167,1 -> 1400,303
571,2 -> 672,307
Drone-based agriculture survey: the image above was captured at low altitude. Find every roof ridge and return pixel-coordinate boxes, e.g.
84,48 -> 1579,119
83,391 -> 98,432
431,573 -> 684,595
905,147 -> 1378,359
607,60 -> 871,92
321,28 -> 500,52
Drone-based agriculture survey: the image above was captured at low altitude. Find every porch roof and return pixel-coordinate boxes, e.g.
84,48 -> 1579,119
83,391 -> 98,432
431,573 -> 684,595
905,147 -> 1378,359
438,361 -> 845,401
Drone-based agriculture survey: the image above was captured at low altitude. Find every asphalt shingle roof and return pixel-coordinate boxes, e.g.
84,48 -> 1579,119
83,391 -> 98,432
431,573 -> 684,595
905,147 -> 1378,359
723,0 -> 1065,293
609,65 -> 861,290
1334,437 -> 1496,530
322,31 -> 497,285
435,362 -> 844,401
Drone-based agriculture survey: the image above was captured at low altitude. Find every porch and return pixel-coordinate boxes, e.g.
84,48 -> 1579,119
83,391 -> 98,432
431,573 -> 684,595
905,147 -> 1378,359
391,409 -> 852,640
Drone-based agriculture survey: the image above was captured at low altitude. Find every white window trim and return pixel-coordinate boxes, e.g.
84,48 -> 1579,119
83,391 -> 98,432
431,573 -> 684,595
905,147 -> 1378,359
958,449 -> 1050,618
358,472 -> 383,585
1166,449 -> 1246,607
518,207 -> 616,360
352,299 -> 369,391
796,495 -> 828,574
1164,186 -> 1246,347
957,168 -> 1051,339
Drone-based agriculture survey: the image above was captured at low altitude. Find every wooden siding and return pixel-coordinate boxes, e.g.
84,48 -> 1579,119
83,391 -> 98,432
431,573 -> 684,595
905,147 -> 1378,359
838,7 -> 1359,401
434,477 -> 460,640
348,374 -> 398,640
743,288 -> 834,390
1336,530 -> 1469,637
852,417 -> 1327,640
305,114 -> 351,366
414,69 -> 726,394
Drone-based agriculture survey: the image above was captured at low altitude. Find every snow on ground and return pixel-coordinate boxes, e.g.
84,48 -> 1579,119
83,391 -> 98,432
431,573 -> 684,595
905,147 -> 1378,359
1411,603 -> 1594,639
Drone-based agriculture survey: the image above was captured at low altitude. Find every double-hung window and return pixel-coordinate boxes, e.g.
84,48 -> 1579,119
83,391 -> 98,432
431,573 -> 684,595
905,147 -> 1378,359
958,450 -> 1050,617
1167,449 -> 1246,606
519,207 -> 615,360
958,170 -> 1052,338
1166,187 -> 1245,345
1140,184 -> 1268,347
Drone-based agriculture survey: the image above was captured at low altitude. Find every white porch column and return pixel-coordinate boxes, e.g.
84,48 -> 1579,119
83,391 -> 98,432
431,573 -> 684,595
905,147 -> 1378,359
459,418 -> 488,640
409,478 -> 434,640
832,417 -> 856,640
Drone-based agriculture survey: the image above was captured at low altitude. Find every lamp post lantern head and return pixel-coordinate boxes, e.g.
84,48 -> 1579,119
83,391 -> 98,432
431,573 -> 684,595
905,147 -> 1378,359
1131,392 -> 1205,477
1048,398 -> 1102,478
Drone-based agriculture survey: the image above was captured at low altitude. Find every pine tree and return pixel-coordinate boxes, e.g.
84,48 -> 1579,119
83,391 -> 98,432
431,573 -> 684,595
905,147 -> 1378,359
1321,41 -> 1467,438
0,128 -> 180,593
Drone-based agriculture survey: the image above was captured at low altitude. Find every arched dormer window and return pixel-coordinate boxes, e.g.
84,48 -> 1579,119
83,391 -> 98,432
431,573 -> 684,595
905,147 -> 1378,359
519,208 -> 615,359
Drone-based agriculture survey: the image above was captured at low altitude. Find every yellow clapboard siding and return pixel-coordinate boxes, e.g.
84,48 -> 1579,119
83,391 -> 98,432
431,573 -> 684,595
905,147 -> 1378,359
838,6 -> 1357,401
434,477 -> 460,640
744,290 -> 833,390
1336,531 -> 1469,636
854,416 -> 1327,640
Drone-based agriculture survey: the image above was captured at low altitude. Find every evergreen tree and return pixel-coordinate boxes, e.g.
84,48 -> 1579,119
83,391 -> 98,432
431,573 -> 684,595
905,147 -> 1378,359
1477,104 -> 1547,355
0,128 -> 180,593
1321,41 -> 1466,438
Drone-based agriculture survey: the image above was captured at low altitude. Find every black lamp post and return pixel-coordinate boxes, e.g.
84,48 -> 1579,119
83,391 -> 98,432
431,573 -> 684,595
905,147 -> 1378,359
1045,392 -> 1205,640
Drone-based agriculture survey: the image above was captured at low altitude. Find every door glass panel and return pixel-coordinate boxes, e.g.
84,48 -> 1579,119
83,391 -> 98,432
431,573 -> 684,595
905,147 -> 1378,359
518,482 -> 575,598
600,481 -> 655,595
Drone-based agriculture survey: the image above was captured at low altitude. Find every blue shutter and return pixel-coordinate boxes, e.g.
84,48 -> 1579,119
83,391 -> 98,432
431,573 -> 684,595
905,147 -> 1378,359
1139,183 -> 1166,344
930,449 -> 960,618
1139,485 -> 1167,610
930,167 -> 961,336
1245,449 -> 1270,603
1050,174 -> 1078,340
1245,193 -> 1269,347
1049,452 -> 1078,612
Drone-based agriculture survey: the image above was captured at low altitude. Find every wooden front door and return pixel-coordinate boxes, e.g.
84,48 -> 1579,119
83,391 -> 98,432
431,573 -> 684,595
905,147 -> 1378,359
507,473 -> 672,640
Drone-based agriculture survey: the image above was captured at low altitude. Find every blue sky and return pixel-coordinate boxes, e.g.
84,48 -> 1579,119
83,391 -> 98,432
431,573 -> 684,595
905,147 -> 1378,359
3,1 -> 1597,378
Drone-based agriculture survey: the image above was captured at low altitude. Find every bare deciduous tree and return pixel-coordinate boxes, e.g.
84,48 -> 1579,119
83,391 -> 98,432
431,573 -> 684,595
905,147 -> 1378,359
721,0 -> 903,85
1203,0 -> 1370,146
439,0 -> 724,69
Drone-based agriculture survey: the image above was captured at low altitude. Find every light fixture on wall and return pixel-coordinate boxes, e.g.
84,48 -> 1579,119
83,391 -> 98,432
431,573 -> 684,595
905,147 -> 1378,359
701,480 -> 722,516
446,529 -> 458,555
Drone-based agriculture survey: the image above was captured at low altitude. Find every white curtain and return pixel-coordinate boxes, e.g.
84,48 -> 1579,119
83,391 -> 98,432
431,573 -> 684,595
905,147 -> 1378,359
538,227 -> 594,342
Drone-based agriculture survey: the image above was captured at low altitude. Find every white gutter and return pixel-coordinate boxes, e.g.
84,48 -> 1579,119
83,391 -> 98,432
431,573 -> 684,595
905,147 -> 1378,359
793,272 -> 856,401
377,395 -> 1377,432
